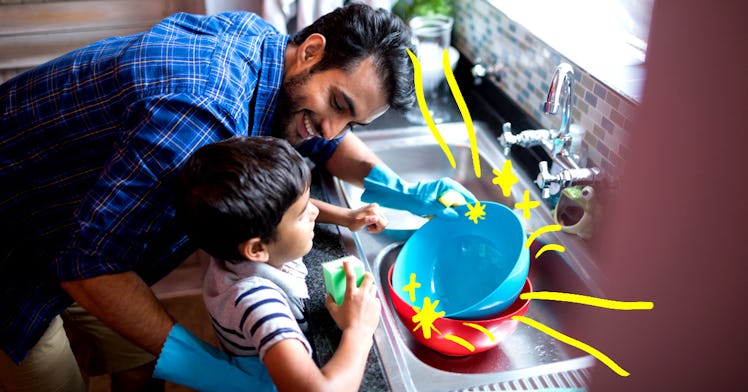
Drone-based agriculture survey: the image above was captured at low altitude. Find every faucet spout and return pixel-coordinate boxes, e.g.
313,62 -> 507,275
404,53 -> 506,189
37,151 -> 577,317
544,63 -> 575,136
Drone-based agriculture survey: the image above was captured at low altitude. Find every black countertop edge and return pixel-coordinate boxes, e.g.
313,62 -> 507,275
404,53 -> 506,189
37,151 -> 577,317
302,178 -> 390,391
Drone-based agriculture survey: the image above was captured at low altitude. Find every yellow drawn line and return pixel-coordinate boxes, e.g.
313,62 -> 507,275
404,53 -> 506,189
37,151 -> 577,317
512,315 -> 630,377
462,322 -> 495,341
442,48 -> 480,178
535,243 -> 566,258
444,334 -> 475,352
520,292 -> 654,310
406,48 -> 456,168
525,224 -> 562,248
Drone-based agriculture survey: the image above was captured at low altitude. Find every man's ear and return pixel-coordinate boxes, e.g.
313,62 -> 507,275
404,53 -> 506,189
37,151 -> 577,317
297,33 -> 326,67
240,238 -> 269,262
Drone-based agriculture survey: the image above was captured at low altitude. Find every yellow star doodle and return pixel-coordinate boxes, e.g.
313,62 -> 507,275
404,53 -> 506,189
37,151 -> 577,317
465,201 -> 487,224
412,297 -> 445,339
492,160 -> 518,197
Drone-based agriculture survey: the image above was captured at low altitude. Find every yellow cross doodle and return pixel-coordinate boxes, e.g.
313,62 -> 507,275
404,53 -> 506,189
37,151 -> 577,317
515,189 -> 540,219
401,273 -> 421,303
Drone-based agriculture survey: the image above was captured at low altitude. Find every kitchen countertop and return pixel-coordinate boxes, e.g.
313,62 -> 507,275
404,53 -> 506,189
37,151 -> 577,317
303,178 -> 390,391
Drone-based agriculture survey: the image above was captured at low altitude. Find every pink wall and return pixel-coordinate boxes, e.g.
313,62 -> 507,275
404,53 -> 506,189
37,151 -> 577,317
575,0 -> 748,389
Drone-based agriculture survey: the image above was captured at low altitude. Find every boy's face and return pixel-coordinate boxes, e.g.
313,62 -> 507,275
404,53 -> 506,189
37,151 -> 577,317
265,188 -> 319,268
273,55 -> 390,147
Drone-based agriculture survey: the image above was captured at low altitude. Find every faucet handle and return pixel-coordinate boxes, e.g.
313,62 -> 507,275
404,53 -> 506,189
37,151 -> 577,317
536,160 -> 605,199
471,61 -> 488,85
535,161 -> 556,199
498,122 -> 514,156
471,58 -> 505,85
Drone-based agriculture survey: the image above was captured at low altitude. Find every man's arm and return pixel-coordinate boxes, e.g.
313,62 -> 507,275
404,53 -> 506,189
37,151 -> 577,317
60,271 -> 175,355
324,131 -> 477,218
324,132 -> 381,187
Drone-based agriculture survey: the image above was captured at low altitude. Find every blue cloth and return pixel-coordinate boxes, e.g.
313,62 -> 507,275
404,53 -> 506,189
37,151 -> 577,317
361,164 -> 477,217
0,11 -> 340,364
154,324 -> 276,392
296,129 -> 349,168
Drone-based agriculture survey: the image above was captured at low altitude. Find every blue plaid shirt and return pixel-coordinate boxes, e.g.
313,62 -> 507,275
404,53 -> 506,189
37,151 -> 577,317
0,11 -> 342,363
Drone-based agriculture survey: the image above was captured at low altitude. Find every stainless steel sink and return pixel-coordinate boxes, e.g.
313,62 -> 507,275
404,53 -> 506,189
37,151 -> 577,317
320,121 -> 607,391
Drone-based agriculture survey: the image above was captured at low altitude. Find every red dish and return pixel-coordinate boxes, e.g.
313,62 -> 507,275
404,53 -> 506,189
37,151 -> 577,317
387,264 -> 532,357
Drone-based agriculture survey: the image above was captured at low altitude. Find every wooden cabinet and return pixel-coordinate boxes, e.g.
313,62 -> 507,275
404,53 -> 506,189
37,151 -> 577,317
0,0 -> 206,82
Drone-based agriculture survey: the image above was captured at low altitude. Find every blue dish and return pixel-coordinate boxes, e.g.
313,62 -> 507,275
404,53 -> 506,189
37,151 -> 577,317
391,201 -> 529,319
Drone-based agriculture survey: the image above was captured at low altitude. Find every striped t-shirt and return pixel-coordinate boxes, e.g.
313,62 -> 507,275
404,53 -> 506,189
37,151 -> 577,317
203,257 -> 312,359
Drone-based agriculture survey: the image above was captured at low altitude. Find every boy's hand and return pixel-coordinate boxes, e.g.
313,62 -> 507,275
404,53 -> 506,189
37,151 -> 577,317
325,261 -> 381,337
346,203 -> 388,233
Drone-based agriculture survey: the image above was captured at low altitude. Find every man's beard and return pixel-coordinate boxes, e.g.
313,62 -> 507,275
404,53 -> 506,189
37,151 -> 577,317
271,71 -> 310,146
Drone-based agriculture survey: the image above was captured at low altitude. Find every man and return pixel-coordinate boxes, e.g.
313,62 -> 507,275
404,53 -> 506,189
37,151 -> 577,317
0,3 -> 474,391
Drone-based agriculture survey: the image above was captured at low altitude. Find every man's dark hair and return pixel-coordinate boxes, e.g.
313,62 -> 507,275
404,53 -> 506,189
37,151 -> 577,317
290,3 -> 416,111
177,136 -> 311,260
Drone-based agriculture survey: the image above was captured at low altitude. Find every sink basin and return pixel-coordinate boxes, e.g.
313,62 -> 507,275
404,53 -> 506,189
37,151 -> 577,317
340,123 -> 514,240
321,121 -> 605,391
375,240 -> 594,381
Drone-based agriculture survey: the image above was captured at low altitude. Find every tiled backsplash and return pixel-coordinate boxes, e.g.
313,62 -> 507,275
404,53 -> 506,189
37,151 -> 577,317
452,0 -> 638,176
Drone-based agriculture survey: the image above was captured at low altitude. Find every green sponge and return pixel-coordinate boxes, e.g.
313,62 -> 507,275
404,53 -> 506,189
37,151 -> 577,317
322,256 -> 366,305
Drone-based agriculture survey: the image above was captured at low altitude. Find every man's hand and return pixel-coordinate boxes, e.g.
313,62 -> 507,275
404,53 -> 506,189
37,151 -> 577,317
361,164 -> 477,218
154,324 -> 276,392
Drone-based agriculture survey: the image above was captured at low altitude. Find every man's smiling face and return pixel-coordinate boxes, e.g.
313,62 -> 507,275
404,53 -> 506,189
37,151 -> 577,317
272,45 -> 390,146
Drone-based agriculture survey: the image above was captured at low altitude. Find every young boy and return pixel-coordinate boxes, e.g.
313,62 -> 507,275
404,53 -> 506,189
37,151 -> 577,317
176,136 -> 382,391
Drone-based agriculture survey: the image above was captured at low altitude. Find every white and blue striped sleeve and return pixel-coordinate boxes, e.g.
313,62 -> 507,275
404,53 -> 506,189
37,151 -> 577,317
211,281 -> 312,360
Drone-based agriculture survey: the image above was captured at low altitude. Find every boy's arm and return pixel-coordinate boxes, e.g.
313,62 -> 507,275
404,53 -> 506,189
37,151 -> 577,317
262,334 -> 371,392
311,199 -> 354,226
311,199 -> 387,233
262,263 -> 380,392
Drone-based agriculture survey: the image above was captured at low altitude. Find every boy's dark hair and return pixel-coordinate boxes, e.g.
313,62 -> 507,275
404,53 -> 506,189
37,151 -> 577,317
290,3 -> 416,111
177,136 -> 312,260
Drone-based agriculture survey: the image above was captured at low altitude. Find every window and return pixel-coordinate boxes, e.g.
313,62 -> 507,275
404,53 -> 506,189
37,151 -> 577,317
489,0 -> 654,101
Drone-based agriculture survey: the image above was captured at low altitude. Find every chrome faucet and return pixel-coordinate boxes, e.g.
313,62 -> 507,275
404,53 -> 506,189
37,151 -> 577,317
497,62 -> 607,199
544,62 -> 575,138
535,63 -> 605,198
498,62 -> 575,158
